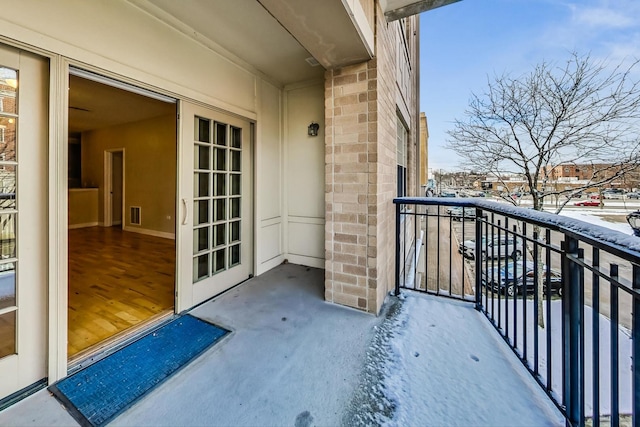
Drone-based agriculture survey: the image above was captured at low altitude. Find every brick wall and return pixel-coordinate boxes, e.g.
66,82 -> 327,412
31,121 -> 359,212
325,3 -> 419,314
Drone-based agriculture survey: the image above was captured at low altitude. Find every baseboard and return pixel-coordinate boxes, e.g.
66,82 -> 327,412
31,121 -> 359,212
68,222 -> 99,229
257,255 -> 285,276
123,226 -> 175,240
286,254 -> 325,269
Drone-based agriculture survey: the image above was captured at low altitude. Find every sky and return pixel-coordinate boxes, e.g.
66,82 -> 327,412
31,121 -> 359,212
420,0 -> 640,172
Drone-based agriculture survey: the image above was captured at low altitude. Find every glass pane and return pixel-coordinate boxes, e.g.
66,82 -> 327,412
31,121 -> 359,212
193,254 -> 209,282
0,68 -> 17,115
213,249 -> 226,273
0,262 -> 16,310
214,173 -> 226,196
214,223 -> 226,247
215,148 -> 226,171
230,174 -> 241,196
193,227 -> 209,253
230,244 -> 240,266
0,214 -> 15,259
197,118 -> 210,143
195,145 -> 210,170
230,221 -> 240,242
194,200 -> 209,225
0,310 -> 15,358
0,117 -> 17,162
230,198 -> 240,219
195,173 -> 210,197
231,151 -> 241,172
0,169 -> 15,210
215,122 -> 227,146
214,199 -> 226,222
231,127 -> 241,149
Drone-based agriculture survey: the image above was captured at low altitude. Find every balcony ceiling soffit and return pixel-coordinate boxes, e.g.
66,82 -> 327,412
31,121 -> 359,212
131,0 -> 325,86
382,0 -> 461,21
257,0 -> 374,69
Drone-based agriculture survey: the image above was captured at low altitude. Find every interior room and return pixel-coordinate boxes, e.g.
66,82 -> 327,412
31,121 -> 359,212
67,72 -> 177,361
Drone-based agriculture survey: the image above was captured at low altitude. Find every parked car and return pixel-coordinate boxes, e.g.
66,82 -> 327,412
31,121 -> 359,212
627,192 -> 640,199
439,190 -> 457,197
482,237 -> 523,260
449,207 -> 475,221
460,236 -> 523,260
574,200 -> 600,207
603,189 -> 625,199
482,262 -> 563,297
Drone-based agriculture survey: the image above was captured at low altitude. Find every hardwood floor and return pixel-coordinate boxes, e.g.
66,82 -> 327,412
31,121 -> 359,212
68,227 -> 175,358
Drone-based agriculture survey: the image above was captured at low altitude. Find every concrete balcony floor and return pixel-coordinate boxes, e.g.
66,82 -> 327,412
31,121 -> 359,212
0,264 -> 562,426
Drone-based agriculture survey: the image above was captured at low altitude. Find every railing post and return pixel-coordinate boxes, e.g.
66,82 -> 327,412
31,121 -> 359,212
475,207 -> 482,311
563,235 -> 583,427
633,265 -> 640,427
395,201 -> 401,296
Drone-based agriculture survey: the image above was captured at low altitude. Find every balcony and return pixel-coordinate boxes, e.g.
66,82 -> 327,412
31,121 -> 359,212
395,196 -> 640,427
2,263 -> 561,425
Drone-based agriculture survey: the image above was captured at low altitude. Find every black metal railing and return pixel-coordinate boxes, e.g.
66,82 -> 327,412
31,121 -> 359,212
394,196 -> 640,427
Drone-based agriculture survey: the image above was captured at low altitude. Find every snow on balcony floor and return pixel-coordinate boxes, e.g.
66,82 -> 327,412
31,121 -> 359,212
0,265 -> 563,426
345,290 -> 564,426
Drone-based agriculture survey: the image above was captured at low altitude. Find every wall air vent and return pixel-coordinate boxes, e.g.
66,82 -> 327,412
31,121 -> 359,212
130,206 -> 141,225
305,57 -> 320,67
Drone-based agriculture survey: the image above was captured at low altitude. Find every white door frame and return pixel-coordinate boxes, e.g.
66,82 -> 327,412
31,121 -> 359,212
103,149 -> 125,228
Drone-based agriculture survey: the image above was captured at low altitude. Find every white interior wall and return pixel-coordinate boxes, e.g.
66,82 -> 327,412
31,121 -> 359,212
284,82 -> 325,268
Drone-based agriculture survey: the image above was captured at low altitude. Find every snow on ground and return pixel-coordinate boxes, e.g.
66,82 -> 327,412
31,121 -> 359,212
353,292 -> 564,426
558,209 -> 633,235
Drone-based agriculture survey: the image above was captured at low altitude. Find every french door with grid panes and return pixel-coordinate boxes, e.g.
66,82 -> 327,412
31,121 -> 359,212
0,44 -> 48,401
179,102 -> 252,309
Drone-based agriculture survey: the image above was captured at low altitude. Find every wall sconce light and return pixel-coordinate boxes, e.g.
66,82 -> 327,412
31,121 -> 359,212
308,122 -> 320,137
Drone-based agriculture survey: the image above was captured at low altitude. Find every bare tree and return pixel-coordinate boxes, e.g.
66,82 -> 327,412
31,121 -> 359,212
448,52 -> 640,212
448,53 -> 640,326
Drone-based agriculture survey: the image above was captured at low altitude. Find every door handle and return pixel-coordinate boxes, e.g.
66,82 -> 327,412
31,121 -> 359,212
181,199 -> 188,225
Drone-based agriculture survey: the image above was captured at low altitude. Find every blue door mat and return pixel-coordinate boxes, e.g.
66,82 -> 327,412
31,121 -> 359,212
49,315 -> 228,427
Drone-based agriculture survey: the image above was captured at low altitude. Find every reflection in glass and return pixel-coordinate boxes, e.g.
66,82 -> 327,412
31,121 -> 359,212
231,221 -> 240,242
214,249 -> 226,273
230,244 -> 240,266
215,122 -> 227,146
214,199 -> 226,222
231,151 -> 241,172
195,200 -> 209,225
196,145 -> 209,170
197,118 -> 210,143
0,214 -> 15,259
194,255 -> 209,282
195,173 -> 210,197
0,262 -> 15,311
0,170 -> 15,210
215,173 -> 226,196
230,198 -> 240,219
231,127 -> 241,149
0,117 -> 17,162
214,224 -> 226,247
215,148 -> 226,171
231,174 -> 241,196
194,227 -> 209,253
0,310 -> 15,358
0,68 -> 17,115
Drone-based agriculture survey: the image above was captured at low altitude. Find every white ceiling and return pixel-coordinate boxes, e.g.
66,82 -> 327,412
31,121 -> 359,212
135,0 -> 326,86
68,75 -> 175,133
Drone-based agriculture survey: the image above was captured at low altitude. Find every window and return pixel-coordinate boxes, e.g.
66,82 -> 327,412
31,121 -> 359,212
397,118 -> 408,197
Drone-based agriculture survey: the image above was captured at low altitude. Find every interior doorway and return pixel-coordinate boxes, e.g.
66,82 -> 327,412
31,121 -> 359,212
67,69 -> 177,361
104,149 -> 124,228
